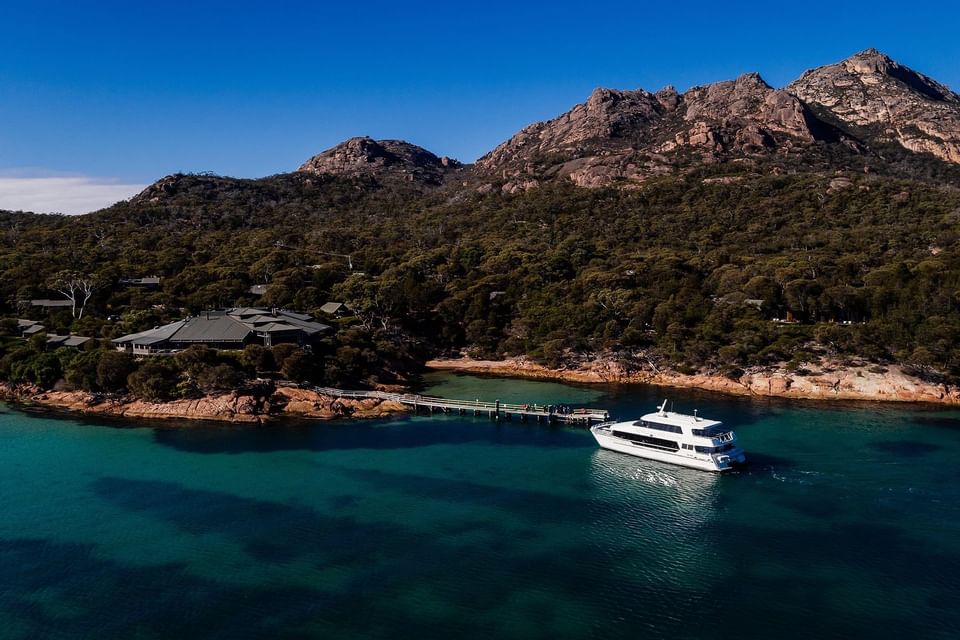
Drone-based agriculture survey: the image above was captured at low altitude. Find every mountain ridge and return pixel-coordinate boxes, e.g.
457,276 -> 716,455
74,48 -> 960,213
472,49 -> 959,191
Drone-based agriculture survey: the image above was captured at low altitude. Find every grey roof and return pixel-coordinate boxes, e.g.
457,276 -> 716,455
170,315 -> 252,343
18,319 -> 41,328
112,320 -> 188,345
47,335 -> 92,348
319,302 -> 345,314
121,276 -> 161,285
248,284 -> 268,295
278,318 -> 330,335
22,324 -> 46,335
112,309 -> 330,347
228,307 -> 265,317
31,299 -> 72,307
227,307 -> 315,322
253,322 -> 302,333
277,309 -> 312,321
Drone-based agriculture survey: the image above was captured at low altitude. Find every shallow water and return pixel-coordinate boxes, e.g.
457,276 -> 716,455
1,374 -> 959,639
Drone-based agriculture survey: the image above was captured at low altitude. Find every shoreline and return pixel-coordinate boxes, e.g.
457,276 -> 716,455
425,357 -> 960,406
0,383 -> 409,425
5,353 -> 959,425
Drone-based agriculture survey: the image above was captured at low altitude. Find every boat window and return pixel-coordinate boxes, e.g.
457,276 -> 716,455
612,431 -> 679,451
694,444 -> 734,454
692,427 -> 729,438
634,420 -> 682,434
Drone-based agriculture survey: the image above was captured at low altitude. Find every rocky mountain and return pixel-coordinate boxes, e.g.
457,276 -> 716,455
298,136 -> 461,185
476,49 -> 959,191
126,50 -> 960,204
127,137 -> 464,210
787,48 -> 960,164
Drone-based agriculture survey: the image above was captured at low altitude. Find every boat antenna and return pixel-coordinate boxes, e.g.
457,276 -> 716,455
694,409 -> 700,421
658,399 -> 668,415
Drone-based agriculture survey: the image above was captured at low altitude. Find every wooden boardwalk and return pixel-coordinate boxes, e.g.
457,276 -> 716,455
311,386 -> 610,426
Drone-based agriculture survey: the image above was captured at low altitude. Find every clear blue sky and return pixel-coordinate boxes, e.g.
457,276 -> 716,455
1,0 -> 958,185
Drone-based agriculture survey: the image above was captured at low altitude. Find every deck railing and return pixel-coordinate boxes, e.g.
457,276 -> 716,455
303,385 -> 609,424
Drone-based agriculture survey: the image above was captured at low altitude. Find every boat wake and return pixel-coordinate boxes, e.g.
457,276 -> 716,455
631,468 -> 680,487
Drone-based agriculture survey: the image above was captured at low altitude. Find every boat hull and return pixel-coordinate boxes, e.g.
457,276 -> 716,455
592,428 -> 743,472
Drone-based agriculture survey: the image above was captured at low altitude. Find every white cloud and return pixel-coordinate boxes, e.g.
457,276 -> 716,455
0,175 -> 148,215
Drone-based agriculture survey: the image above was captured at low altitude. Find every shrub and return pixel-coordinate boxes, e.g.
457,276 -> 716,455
97,351 -> 136,391
174,345 -> 218,377
127,360 -> 179,401
240,344 -> 274,372
65,350 -> 101,391
280,350 -> 318,383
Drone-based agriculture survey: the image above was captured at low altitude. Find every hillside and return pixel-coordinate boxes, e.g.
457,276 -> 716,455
2,49 -> 960,396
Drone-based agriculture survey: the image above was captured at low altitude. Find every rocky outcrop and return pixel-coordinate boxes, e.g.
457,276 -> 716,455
298,137 -> 461,185
476,49 -> 960,191
425,358 -> 960,405
271,387 -> 407,419
684,74 -> 812,137
478,88 -> 664,170
0,383 -> 408,424
477,72 -> 828,190
788,49 -> 960,164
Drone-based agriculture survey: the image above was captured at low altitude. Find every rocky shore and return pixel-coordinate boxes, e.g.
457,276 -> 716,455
0,383 -> 408,424
5,354 -> 957,425
426,357 -> 960,405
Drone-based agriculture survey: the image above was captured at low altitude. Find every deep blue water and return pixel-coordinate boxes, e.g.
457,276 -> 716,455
1,373 -> 959,639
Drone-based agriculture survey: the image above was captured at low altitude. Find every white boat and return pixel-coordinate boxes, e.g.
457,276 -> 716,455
591,400 -> 746,472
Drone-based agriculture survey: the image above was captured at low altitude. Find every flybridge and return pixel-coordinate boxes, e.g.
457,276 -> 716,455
641,399 -> 724,430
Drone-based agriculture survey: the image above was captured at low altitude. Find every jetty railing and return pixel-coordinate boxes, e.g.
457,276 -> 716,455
305,385 -> 609,426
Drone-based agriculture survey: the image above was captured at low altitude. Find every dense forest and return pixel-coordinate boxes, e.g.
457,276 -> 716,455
2,145 -> 960,397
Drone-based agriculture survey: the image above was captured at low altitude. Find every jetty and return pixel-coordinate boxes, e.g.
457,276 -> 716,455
310,386 -> 610,426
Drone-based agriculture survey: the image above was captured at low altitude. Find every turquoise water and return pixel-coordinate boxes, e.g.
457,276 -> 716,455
1,373 -> 959,639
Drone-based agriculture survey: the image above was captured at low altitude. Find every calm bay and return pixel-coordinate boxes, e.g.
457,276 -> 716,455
1,373 -> 958,639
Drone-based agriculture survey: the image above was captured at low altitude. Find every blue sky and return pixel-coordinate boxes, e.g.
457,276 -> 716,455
1,1 -> 958,213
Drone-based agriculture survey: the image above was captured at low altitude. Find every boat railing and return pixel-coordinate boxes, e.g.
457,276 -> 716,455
695,430 -> 735,443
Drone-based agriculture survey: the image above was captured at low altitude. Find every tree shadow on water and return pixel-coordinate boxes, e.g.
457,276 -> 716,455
92,477 -> 427,565
706,520 -> 960,638
868,439 -> 941,456
330,466 -> 612,526
0,537 -> 328,639
149,417 -> 588,455
910,415 -> 960,429
738,451 -> 798,472
86,480 -> 736,638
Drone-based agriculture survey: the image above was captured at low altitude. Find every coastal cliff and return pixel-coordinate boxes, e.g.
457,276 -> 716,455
0,384 -> 408,424
426,358 -> 960,405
